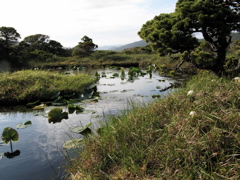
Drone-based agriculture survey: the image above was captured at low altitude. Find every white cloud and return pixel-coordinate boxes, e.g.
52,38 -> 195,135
1,0 -> 176,47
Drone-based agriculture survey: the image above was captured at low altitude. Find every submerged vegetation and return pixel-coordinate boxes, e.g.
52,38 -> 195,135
67,72 -> 240,179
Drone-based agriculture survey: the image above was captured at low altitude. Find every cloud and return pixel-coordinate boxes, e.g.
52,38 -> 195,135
1,0 -> 176,47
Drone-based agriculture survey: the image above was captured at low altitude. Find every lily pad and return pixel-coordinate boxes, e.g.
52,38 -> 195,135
1,127 -> 19,144
69,122 -> 93,135
52,97 -> 67,106
63,138 -> 83,149
68,103 -> 75,109
26,100 -> 41,108
16,121 -> 32,129
32,104 -> 46,110
48,108 -> 68,123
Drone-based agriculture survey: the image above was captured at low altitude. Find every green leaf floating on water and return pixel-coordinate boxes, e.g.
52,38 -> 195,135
63,138 -> 83,149
48,108 -> 68,123
26,100 -> 41,108
52,97 -> 67,106
68,103 -> 76,109
76,105 -> 84,111
69,122 -> 92,135
32,104 -> 46,110
1,127 -> 19,144
16,121 -> 32,129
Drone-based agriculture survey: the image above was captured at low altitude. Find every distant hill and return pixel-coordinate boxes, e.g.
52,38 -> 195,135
97,45 -> 122,50
112,40 -> 148,51
100,33 -> 240,52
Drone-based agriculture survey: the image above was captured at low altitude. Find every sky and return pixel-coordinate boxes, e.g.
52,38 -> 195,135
1,0 -> 177,48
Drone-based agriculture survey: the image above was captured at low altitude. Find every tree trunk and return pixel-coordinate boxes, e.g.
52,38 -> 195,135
210,48 -> 226,76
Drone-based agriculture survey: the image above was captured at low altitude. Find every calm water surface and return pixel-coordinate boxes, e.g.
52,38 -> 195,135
0,69 -> 179,180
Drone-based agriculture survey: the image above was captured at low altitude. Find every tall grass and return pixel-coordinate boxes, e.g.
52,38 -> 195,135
0,70 -> 96,105
67,71 -> 240,179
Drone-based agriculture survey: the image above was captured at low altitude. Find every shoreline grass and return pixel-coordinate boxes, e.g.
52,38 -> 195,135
67,71 -> 240,179
0,70 -> 96,106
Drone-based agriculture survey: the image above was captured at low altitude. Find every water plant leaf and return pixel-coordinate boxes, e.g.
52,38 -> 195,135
63,138 -> 83,149
68,103 -> 75,109
75,105 -> 84,114
48,108 -> 68,123
26,100 -> 41,108
1,127 -> 19,144
86,83 -> 97,90
32,104 -> 46,110
69,122 -> 93,135
16,121 -> 32,129
52,97 -> 67,106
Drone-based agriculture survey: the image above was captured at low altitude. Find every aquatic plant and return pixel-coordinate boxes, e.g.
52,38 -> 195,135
48,108 -> 68,123
63,138 -> 83,149
1,127 -> 19,153
69,122 -> 93,136
16,121 -> 32,129
120,68 -> 125,78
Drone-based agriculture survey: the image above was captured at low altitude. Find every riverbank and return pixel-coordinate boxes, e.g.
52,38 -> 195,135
67,71 -> 240,179
0,70 -> 96,106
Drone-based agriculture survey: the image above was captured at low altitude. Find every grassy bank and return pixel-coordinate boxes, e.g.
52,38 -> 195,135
0,70 -> 96,106
67,71 -> 240,179
31,51 -> 195,74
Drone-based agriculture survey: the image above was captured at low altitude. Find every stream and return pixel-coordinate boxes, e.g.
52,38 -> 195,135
0,68 -> 182,179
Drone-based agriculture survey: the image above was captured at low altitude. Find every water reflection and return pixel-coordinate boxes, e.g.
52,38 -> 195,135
4,150 -> 21,159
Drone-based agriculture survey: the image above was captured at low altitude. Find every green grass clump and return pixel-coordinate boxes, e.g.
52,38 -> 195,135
0,70 -> 96,105
67,71 -> 240,180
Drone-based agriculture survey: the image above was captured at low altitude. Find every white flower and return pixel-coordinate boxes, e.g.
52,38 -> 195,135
234,77 -> 240,83
189,111 -> 197,118
187,90 -> 194,96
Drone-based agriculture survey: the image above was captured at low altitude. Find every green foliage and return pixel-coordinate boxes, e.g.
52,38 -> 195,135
1,127 -> 19,144
138,0 -> 240,74
0,26 -> 21,48
72,36 -> 98,57
224,55 -> 238,69
189,41 -> 217,68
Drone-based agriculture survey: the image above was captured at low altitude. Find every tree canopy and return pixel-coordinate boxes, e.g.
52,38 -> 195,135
0,26 -> 20,58
73,36 -> 98,57
138,0 -> 240,75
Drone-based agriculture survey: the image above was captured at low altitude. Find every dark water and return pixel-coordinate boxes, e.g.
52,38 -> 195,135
0,69 -> 179,180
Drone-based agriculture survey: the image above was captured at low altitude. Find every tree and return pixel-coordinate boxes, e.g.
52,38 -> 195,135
73,36 -> 98,57
20,34 -> 66,61
138,0 -> 240,75
22,34 -> 50,51
0,27 -> 20,58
